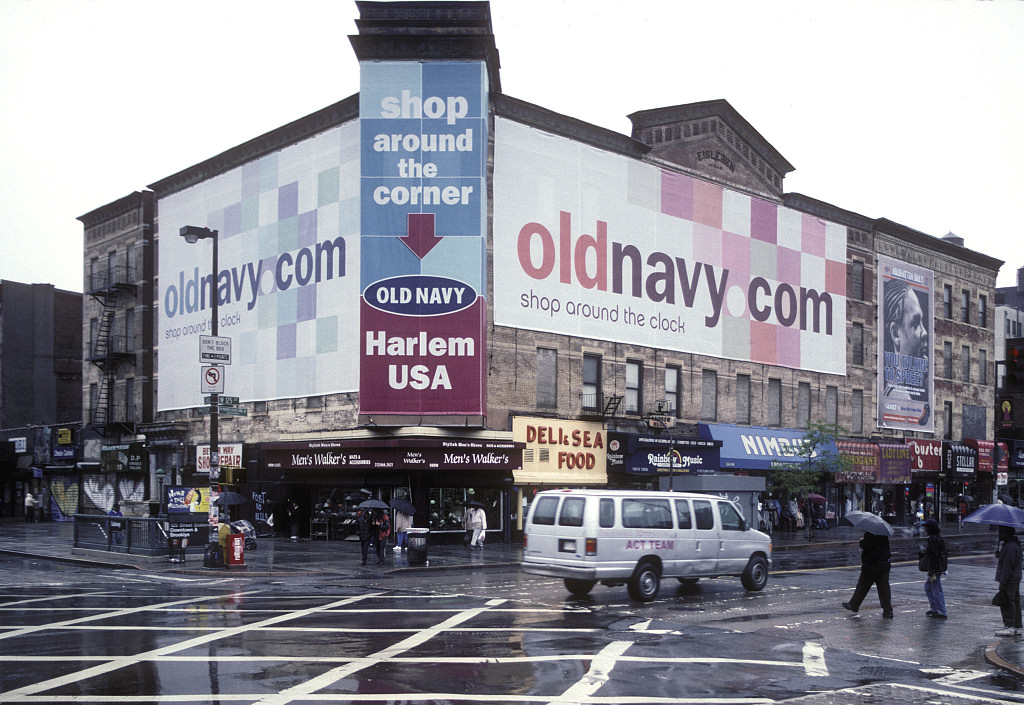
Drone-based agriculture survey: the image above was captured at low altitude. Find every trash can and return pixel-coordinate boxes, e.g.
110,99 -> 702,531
226,533 -> 245,567
407,528 -> 429,564
203,541 -> 225,569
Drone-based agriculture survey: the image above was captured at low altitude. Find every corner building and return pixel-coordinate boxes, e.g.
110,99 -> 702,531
81,1 -> 1002,543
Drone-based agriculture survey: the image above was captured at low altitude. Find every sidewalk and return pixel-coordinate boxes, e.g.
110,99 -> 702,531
2,517 -> 1023,677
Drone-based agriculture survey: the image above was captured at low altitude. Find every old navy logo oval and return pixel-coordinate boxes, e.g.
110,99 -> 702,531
364,275 -> 476,316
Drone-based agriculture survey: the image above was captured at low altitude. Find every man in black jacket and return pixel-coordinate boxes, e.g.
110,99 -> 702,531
843,531 -> 894,618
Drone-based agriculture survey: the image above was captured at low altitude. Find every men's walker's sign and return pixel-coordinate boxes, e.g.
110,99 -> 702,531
492,118 -> 848,375
359,61 -> 488,415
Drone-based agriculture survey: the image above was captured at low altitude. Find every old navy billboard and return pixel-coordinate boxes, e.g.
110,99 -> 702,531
492,118 -> 847,375
359,61 -> 488,415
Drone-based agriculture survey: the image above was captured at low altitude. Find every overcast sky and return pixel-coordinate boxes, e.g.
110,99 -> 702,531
1,0 -> 1021,293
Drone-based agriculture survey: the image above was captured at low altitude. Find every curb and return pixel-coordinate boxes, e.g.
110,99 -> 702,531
985,640 -> 1024,677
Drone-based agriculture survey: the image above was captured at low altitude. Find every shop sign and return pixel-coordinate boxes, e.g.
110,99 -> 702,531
908,438 -> 942,474
263,438 -> 522,472
607,432 -> 720,476
1012,441 -> 1024,469
100,442 -> 146,473
197,443 -> 243,473
513,417 -> 607,483
876,441 -> 912,483
836,441 -> 878,483
943,441 -> 977,476
965,439 -> 1008,474
698,423 -> 834,471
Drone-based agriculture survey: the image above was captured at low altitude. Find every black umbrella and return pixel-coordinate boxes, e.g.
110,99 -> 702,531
840,510 -> 893,536
466,500 -> 485,508
358,499 -> 390,510
390,497 -> 416,515
958,495 -> 975,503
999,494 -> 1016,506
213,491 -> 247,507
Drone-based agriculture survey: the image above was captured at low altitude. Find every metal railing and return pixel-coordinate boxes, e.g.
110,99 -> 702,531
73,514 -> 209,557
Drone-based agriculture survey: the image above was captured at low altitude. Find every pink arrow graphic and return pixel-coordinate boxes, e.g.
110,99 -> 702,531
400,213 -> 443,260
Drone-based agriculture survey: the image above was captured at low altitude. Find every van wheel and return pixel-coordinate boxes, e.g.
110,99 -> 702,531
628,561 -> 660,602
741,556 -> 769,591
564,578 -> 596,596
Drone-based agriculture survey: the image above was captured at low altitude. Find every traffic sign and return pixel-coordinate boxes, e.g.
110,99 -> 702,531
201,365 -> 224,393
200,335 -> 232,364
204,396 -> 239,405
218,406 -> 248,417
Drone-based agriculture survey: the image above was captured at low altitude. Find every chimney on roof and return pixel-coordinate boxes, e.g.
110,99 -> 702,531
942,231 -> 965,247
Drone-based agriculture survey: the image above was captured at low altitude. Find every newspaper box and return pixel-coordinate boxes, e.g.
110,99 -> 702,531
227,533 -> 245,567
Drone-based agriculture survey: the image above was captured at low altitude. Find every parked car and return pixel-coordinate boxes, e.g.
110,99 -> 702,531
522,489 -> 772,601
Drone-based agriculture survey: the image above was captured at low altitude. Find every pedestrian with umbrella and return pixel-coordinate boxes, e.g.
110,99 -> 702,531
840,511 -> 894,618
357,499 -> 390,565
964,503 -> 1024,637
994,525 -> 1022,637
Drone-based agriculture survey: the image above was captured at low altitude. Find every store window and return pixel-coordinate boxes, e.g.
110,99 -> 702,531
428,487 -> 501,535
537,348 -> 557,409
665,365 -> 681,418
943,401 -> 954,440
767,378 -> 782,426
961,346 -> 970,383
980,295 -> 988,328
943,284 -> 952,319
582,354 -> 601,410
736,374 -> 751,424
798,381 -> 811,429
701,370 -> 717,421
943,342 -> 953,379
852,389 -> 863,435
626,360 -> 642,414
852,323 -> 864,366
980,349 -> 988,385
961,289 -> 970,324
825,386 -> 838,425
850,260 -> 864,301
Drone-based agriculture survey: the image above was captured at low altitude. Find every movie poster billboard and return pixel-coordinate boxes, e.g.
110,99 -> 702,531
358,61 -> 488,416
492,118 -> 847,374
877,255 -> 934,432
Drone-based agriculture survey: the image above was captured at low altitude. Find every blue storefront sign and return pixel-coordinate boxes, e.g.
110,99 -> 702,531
607,432 -> 720,476
698,423 -> 837,471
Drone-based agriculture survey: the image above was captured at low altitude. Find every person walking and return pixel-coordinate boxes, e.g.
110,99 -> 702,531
995,525 -> 1022,637
287,500 -> 301,541
922,518 -> 947,619
393,509 -> 412,551
376,509 -> 391,563
843,531 -> 894,618
24,492 -> 35,523
468,504 -> 487,549
356,509 -> 374,566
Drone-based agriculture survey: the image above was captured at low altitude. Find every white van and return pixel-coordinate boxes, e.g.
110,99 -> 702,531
522,489 -> 772,601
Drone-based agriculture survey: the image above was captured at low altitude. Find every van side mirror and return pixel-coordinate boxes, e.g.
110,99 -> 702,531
739,517 -> 748,531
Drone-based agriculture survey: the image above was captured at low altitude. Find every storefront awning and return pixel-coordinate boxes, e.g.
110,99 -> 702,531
836,441 -> 878,483
698,424 -> 836,471
964,439 -> 1007,474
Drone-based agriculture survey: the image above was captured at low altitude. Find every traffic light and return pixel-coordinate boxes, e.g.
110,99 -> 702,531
1007,338 -> 1024,394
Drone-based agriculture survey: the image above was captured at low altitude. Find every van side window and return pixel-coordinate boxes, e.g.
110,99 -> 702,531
599,498 -> 615,528
622,499 -> 673,529
532,496 -> 559,526
718,501 -> 744,531
674,499 -> 692,529
559,497 -> 586,527
693,500 -> 715,530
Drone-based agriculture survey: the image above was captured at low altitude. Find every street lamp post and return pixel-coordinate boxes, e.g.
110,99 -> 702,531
647,416 -> 676,491
180,226 -> 220,543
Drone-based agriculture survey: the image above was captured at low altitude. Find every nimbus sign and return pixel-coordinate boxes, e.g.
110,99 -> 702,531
493,118 -> 848,375
358,61 -> 488,416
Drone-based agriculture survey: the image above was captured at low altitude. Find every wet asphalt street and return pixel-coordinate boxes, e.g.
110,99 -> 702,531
2,520 -> 1024,704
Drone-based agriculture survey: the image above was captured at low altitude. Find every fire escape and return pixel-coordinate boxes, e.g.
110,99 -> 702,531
87,264 -> 137,437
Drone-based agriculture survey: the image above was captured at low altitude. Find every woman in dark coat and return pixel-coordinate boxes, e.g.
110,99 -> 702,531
995,525 -> 1022,637
922,518 -> 947,618
843,531 -> 894,618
